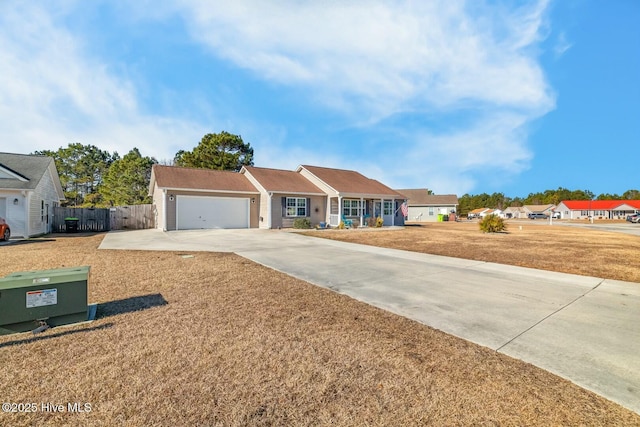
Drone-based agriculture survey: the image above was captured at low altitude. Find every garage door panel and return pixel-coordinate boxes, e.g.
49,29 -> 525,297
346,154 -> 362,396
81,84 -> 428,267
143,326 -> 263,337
177,196 -> 249,229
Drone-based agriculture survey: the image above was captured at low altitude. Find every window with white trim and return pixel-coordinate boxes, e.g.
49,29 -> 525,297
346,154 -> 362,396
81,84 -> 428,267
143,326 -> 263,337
343,199 -> 366,216
383,201 -> 393,216
428,207 -> 434,216
286,197 -> 307,217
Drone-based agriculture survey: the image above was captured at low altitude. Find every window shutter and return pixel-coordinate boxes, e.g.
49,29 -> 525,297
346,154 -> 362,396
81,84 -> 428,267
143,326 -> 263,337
282,197 -> 287,217
307,198 -> 311,217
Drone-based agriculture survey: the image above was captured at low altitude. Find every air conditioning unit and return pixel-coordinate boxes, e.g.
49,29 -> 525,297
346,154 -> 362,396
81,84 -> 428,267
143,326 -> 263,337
0,266 -> 89,335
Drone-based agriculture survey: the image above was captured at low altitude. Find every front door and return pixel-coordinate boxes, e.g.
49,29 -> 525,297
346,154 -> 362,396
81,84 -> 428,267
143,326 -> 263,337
0,197 -> 5,221
383,200 -> 394,225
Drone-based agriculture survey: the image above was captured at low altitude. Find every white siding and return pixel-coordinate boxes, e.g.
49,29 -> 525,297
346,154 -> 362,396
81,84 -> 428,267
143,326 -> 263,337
28,165 -> 61,236
0,192 -> 27,237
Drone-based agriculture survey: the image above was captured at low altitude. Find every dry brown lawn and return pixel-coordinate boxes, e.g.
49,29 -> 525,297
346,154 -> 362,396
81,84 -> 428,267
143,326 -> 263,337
0,233 -> 638,426
304,221 -> 640,283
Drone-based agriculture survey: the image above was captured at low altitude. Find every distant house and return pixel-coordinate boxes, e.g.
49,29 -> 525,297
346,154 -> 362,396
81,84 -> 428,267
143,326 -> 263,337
467,208 -> 492,219
524,204 -> 556,217
504,206 -> 526,219
555,200 -> 640,220
504,204 -> 556,219
0,152 -> 65,238
396,189 -> 458,222
481,208 -> 503,218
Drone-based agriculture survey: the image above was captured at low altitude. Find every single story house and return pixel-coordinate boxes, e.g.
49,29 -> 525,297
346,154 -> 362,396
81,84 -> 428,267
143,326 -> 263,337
504,204 -> 556,219
396,189 -> 458,222
555,200 -> 640,220
503,206 -> 526,219
297,165 -> 405,227
241,166 -> 326,229
467,208 -> 491,219
0,152 -> 65,237
149,164 -> 406,230
149,165 -> 261,231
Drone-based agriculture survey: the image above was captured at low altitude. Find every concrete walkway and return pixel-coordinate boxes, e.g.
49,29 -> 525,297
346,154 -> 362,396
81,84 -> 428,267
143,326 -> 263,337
99,228 -> 640,413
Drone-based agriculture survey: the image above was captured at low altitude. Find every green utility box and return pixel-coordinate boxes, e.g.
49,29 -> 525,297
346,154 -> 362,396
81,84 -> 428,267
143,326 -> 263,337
0,266 -> 89,335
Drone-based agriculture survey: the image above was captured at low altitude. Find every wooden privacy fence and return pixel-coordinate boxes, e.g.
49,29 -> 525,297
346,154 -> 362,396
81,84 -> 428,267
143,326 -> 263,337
53,204 -> 154,232
109,204 -> 155,230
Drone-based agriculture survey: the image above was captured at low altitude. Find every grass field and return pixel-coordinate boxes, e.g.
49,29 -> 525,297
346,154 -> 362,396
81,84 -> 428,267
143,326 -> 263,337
0,231 -> 638,426
304,221 -> 640,283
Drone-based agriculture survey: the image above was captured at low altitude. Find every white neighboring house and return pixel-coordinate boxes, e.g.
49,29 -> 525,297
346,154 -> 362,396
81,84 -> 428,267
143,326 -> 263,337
396,189 -> 458,222
480,208 -> 503,218
0,153 -> 65,238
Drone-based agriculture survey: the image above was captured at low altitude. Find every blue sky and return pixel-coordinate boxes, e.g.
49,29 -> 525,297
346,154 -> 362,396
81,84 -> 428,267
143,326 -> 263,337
0,1 -> 637,197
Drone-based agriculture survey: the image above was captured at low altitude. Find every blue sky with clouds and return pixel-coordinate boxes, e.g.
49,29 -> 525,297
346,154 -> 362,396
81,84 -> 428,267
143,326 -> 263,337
0,1 -> 637,197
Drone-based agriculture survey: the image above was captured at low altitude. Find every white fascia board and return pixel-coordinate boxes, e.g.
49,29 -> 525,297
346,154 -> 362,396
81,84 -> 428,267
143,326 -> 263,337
270,191 -> 326,196
340,193 -> 404,199
0,165 -> 28,181
161,187 -> 260,195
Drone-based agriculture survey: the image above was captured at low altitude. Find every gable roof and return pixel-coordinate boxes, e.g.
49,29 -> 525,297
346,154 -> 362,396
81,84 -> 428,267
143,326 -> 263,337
396,189 -> 458,206
559,200 -> 640,210
150,165 -> 258,194
523,204 -> 555,213
469,208 -> 491,214
298,165 -> 404,198
242,166 -> 324,194
0,152 -> 55,191
504,206 -> 526,213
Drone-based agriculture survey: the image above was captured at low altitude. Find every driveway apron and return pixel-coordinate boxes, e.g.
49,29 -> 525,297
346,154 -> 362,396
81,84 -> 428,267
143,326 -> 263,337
100,228 -> 640,413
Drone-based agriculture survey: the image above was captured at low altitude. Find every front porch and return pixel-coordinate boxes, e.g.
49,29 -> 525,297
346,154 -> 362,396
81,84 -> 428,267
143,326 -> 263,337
327,197 -> 401,227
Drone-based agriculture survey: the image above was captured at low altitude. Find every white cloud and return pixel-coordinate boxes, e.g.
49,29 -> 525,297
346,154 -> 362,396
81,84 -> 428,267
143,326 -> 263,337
0,2 -> 200,161
0,1 -> 557,195
177,1 -> 554,117
174,0 -> 556,193
554,32 -> 573,58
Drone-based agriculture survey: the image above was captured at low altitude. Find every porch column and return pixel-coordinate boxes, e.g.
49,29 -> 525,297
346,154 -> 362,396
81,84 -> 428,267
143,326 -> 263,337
392,200 -> 395,226
338,196 -> 342,221
360,196 -> 364,227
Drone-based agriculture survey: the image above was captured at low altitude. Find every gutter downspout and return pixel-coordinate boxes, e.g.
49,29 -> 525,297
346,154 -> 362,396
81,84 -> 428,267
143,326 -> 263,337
268,192 -> 273,229
162,189 -> 167,231
25,191 -> 31,238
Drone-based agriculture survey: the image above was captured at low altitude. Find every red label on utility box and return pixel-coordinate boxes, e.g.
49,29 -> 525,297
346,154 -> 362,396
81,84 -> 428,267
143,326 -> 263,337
26,289 -> 58,308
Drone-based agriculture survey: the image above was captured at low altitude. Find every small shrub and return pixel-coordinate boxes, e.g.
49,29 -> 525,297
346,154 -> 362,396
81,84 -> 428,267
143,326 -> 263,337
479,214 -> 507,233
375,216 -> 384,228
338,221 -> 345,229
293,218 -> 311,229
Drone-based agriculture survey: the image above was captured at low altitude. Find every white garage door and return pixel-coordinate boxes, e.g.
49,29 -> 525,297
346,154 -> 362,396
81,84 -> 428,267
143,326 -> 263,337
177,195 -> 250,229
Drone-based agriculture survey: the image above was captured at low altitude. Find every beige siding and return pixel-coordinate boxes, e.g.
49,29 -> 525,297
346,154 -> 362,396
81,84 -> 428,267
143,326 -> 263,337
258,194 -> 269,228
152,184 -> 165,230
298,169 -> 337,196
162,190 -> 260,231
241,170 -> 271,229
270,194 -> 326,228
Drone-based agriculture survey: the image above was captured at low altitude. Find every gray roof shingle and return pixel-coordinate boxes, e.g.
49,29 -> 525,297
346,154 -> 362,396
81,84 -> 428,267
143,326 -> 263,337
0,152 -> 54,190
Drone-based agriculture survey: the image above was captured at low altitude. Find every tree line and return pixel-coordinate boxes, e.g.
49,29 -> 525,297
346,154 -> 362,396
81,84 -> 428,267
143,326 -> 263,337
32,131 -> 637,212
34,131 -> 254,207
458,188 -> 640,216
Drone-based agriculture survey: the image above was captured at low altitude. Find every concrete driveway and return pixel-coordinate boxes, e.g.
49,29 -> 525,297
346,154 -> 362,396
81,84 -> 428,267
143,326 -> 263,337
100,228 -> 640,413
